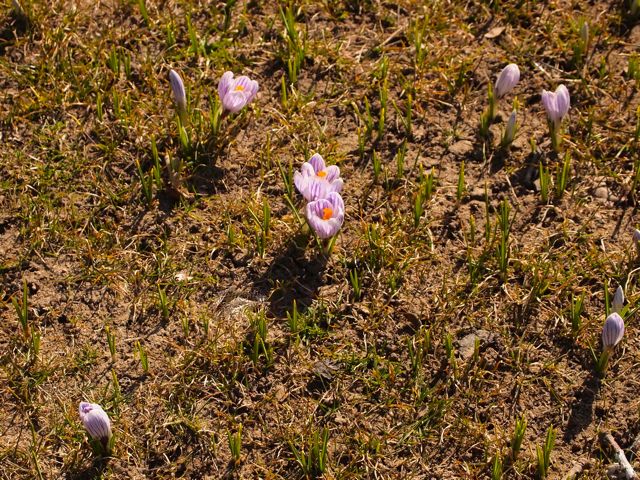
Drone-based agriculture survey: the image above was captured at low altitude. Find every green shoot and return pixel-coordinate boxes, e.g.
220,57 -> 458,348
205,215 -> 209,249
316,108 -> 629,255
289,428 -> 329,477
228,424 -> 242,466
105,326 -> 116,362
456,161 -> 465,201
12,279 -> 29,339
536,425 -> 555,479
510,415 -> 527,460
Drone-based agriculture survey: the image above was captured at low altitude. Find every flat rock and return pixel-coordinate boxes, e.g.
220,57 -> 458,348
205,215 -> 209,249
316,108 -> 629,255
448,140 -> 474,156
594,186 -> 609,199
456,330 -> 491,360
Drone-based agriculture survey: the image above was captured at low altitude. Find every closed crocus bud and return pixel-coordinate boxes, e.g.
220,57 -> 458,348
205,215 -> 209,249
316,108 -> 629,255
501,109 -> 517,147
79,402 -> 112,450
612,285 -> 624,314
218,71 -> 259,113
306,192 -> 345,239
294,153 -> 343,201
633,229 -> 640,252
169,70 -> 187,119
12,0 -> 25,16
602,312 -> 625,351
580,22 -> 589,47
541,84 -> 570,126
494,63 -> 520,99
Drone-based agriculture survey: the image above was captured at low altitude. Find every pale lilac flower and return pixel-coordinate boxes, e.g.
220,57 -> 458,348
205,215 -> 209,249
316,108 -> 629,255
602,312 -> 625,351
79,402 -> 112,449
541,84 -> 570,126
294,153 -> 343,201
169,69 -> 187,120
612,285 -> 624,314
218,71 -> 259,113
494,63 -> 520,99
306,192 -> 345,239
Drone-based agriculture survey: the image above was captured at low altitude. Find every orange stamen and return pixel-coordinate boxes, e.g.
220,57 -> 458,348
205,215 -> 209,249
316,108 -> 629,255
322,207 -> 333,220
317,170 -> 327,178
234,85 -> 245,91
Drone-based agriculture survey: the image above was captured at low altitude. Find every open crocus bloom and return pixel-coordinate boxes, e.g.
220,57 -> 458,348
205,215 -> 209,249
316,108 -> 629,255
541,84 -> 570,126
218,71 -> 259,113
79,401 -> 112,448
294,153 -> 343,201
306,192 -> 345,239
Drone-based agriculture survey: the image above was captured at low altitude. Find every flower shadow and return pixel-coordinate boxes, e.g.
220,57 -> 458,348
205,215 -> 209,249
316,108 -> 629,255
65,456 -> 110,480
563,371 -> 601,443
254,233 -> 328,319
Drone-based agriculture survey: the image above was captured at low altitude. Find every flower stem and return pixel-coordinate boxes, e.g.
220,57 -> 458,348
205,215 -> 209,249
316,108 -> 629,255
596,348 -> 611,376
550,121 -> 561,152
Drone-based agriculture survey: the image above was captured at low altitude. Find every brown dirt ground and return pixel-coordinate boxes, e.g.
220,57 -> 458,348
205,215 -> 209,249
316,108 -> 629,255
2,0 -> 640,479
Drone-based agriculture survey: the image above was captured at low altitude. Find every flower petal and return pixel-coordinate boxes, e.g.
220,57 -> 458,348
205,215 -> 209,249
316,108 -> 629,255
328,177 -> 344,194
245,79 -> 259,102
293,171 -> 307,195
302,177 -> 329,201
218,71 -> 234,100
324,165 -> 340,182
308,153 -> 326,173
327,192 -> 345,213
300,162 -> 315,177
541,89 -> 559,123
555,84 -> 570,119
222,90 -> 248,113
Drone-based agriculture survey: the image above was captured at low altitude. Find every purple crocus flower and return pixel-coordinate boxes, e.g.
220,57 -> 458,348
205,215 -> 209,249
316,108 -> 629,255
169,69 -> 187,121
294,153 -> 343,201
218,71 -> 259,113
306,192 -> 345,239
494,63 -> 520,99
602,312 -> 624,351
541,84 -> 570,126
79,402 -> 112,449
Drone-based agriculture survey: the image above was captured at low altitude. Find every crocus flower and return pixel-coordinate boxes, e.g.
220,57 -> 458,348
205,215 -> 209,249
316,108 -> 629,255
541,85 -> 570,126
481,63 -> 520,133
169,69 -> 187,122
79,402 -> 112,450
294,153 -> 343,202
612,285 -> 624,314
494,63 -> 520,99
602,312 -> 625,351
501,109 -> 517,148
541,84 -> 570,151
218,71 -> 259,113
306,192 -> 345,239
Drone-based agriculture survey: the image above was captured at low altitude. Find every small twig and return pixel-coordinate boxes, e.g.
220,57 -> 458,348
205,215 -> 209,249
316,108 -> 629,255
563,458 -> 590,479
630,430 -> 640,460
601,432 -> 639,480
378,26 -> 405,48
